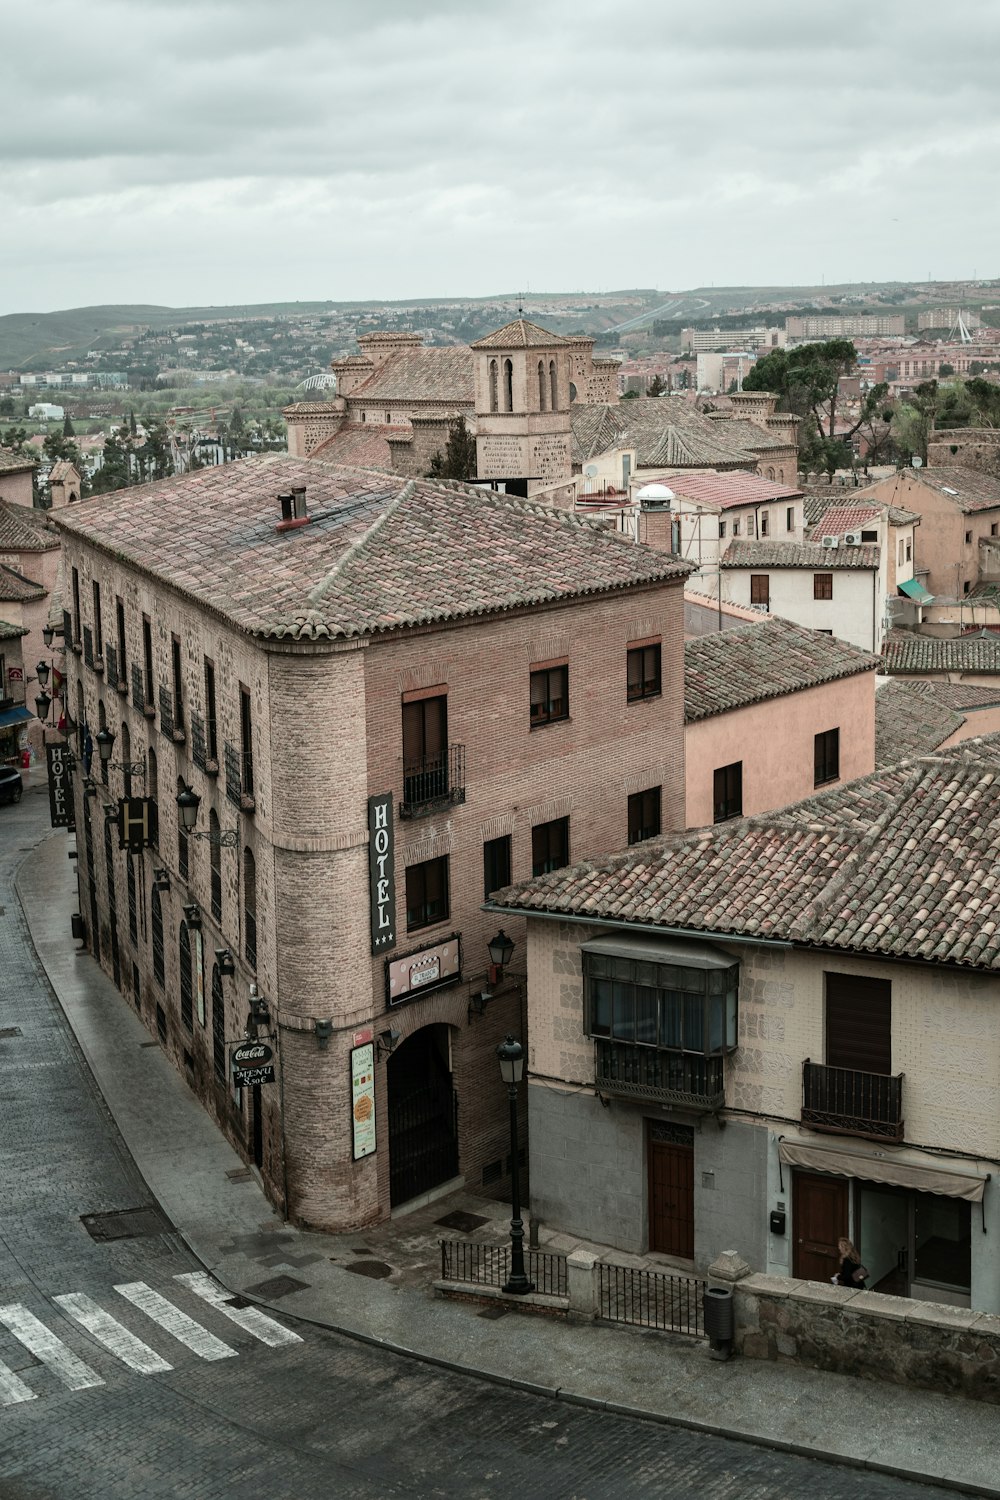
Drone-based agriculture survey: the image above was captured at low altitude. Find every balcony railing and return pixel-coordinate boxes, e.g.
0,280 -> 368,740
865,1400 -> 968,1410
401,744 -> 466,819
594,1038 -> 725,1111
801,1059 -> 904,1142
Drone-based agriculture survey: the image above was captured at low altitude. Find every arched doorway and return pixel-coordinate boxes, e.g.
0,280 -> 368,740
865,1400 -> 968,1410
386,1024 -> 458,1208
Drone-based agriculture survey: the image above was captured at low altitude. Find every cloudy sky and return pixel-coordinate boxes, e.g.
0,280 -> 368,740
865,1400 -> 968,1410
3,0 -> 998,312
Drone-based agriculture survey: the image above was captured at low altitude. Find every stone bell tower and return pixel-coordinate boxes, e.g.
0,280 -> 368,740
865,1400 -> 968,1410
470,320 -> 574,497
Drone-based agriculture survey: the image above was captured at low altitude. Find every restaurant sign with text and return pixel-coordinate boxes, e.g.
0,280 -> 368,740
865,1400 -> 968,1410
231,1040 -> 275,1087
386,936 -> 461,1006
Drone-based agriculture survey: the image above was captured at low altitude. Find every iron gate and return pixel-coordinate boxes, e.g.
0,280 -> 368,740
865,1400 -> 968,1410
389,1083 -> 458,1206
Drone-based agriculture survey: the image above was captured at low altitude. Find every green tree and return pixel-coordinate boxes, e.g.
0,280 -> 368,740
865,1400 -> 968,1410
2,426 -> 27,452
427,416 -> 478,480
744,339 -> 888,460
63,413 -> 75,438
939,363 -> 954,377
89,430 -> 132,494
647,374 -> 667,397
42,430 -> 81,467
0,396 -> 15,418
891,381 -> 940,465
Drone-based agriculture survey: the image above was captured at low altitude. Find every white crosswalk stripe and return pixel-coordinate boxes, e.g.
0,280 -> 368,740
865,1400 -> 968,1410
174,1272 -> 304,1348
114,1281 -> 237,1361
53,1293 -> 172,1375
0,1277 -> 302,1406
0,1357 -> 37,1408
0,1303 -> 104,1392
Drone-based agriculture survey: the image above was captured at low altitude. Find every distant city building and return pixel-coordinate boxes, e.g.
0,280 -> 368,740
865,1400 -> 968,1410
786,315 -> 905,339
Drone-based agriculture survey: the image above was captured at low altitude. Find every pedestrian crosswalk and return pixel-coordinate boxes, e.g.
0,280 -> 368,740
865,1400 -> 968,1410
0,1273 -> 302,1406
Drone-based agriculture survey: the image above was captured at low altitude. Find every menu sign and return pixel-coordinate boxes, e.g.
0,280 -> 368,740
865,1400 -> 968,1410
386,936 -> 461,1006
351,1042 -> 376,1160
231,1040 -> 275,1087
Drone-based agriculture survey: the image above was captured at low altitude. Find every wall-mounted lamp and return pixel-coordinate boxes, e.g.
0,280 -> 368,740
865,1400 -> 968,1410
247,982 -> 271,1034
35,690 -> 52,722
176,784 -> 239,847
84,779 -> 98,800
182,903 -> 202,930
376,1027 -> 401,1060
35,660 -> 50,690
215,948 -> 236,978
487,928 -> 515,986
103,802 -> 119,823
314,1018 -> 333,1049
468,989 -> 492,1024
152,867 -> 171,893
42,624 -> 55,650
95,726 -> 116,764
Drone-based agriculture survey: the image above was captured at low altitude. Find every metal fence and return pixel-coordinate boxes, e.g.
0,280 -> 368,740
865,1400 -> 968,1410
439,1240 -> 567,1297
598,1262 -> 705,1336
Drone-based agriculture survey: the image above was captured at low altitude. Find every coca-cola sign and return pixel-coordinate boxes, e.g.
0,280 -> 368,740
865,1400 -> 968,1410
231,1040 -> 275,1087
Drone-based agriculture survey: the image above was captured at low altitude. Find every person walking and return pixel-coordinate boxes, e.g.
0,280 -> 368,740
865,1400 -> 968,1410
837,1237 -> 868,1289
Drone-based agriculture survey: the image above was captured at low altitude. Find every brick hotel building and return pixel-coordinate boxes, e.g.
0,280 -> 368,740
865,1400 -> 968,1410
55,455 -> 690,1230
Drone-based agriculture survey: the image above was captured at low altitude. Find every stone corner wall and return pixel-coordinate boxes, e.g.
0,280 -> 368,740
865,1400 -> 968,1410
734,1273 -> 1000,1404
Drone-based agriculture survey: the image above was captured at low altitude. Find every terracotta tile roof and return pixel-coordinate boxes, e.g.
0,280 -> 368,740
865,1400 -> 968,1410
572,400 -> 756,469
52,454 -> 693,642
722,538 -> 880,570
881,628 -> 1000,675
0,501 -> 59,552
282,401 -> 342,416
874,681 -> 964,765
0,563 -> 45,602
47,461 -> 79,482
917,466 -> 1000,514
470,319 -> 577,349
685,617 -> 879,723
310,425 -> 400,469
349,346 -> 473,405
805,493 -> 920,529
667,472 -> 802,511
490,736 -> 1000,970
706,416 -> 790,452
0,449 -> 36,475
0,617 -> 28,640
808,503 -> 883,539
909,681 -> 1000,710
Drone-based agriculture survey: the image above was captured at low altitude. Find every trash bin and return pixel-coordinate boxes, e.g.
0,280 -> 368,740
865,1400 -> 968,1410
20,749 -> 30,769
704,1290 -> 734,1350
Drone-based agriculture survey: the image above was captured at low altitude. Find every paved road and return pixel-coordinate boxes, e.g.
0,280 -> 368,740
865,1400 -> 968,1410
0,788 -> 961,1500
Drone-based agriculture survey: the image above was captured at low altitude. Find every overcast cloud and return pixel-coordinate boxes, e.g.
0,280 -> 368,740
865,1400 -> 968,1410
3,0 -> 998,311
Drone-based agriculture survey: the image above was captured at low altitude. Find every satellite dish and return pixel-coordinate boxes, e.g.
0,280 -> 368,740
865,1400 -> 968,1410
584,465 -> 598,478
911,456 -> 923,468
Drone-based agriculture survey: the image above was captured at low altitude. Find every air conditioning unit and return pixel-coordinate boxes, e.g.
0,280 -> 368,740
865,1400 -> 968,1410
843,530 -> 862,545
822,535 -> 840,549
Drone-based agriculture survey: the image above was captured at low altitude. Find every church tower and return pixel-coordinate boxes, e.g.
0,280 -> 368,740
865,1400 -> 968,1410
470,320 -> 574,498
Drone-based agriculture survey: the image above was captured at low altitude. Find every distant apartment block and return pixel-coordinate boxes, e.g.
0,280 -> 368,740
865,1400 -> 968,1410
786,315 -> 905,339
917,308 -> 982,332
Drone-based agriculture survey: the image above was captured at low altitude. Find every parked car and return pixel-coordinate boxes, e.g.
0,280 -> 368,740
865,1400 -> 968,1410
0,765 -> 24,805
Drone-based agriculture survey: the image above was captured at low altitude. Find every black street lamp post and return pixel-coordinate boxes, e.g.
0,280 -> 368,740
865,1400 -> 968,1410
496,1034 -> 533,1295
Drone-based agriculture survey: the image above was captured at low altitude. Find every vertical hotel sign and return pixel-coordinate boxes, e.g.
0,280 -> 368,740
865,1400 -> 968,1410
46,743 -> 75,830
367,792 -> 396,954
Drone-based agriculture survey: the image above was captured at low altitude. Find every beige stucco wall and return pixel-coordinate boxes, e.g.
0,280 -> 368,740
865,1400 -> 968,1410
723,566 -> 879,651
869,472 -> 999,599
684,671 -> 877,828
525,917 -> 1000,1162
0,469 -> 35,509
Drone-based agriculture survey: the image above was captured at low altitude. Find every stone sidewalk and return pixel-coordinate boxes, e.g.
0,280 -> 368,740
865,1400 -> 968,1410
15,823 -> 1000,1498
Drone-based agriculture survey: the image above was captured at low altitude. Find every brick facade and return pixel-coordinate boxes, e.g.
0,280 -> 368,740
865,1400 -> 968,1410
57,483 -> 688,1233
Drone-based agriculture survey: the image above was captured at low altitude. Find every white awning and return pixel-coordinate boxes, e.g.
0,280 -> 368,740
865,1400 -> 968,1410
778,1136 -> 989,1203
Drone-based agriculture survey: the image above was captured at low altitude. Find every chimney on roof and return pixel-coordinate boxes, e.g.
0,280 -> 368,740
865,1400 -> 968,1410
276,485 -> 312,533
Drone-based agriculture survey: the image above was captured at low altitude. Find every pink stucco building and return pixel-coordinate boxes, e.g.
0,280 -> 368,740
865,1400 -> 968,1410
684,617 -> 879,827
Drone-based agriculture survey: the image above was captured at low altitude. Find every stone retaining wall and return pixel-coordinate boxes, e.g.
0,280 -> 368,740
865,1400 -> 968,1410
733,1273 -> 1000,1403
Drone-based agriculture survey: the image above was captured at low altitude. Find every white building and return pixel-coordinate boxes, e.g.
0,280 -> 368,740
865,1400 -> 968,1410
721,539 -> 882,652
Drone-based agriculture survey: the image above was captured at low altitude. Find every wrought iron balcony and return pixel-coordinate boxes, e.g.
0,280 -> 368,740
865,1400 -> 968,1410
400,744 -> 466,819
594,1038 -> 725,1112
801,1059 -> 904,1143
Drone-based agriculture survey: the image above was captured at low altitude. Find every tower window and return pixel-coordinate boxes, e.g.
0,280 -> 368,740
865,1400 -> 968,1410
503,359 -> 513,413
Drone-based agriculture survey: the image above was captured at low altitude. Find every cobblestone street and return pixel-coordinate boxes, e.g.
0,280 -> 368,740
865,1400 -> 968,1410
0,788 -> 968,1499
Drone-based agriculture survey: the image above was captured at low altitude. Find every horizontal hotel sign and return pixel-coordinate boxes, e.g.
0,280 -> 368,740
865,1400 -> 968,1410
386,936 -> 461,1007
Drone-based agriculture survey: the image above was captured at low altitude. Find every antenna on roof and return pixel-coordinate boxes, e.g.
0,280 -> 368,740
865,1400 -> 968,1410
517,291 -> 525,317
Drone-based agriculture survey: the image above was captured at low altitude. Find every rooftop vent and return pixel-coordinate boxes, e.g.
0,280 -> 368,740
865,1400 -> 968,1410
276,485 -> 312,533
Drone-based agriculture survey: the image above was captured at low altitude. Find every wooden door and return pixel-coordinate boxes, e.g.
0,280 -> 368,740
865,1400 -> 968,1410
793,1171 -> 849,1282
648,1128 -> 694,1258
